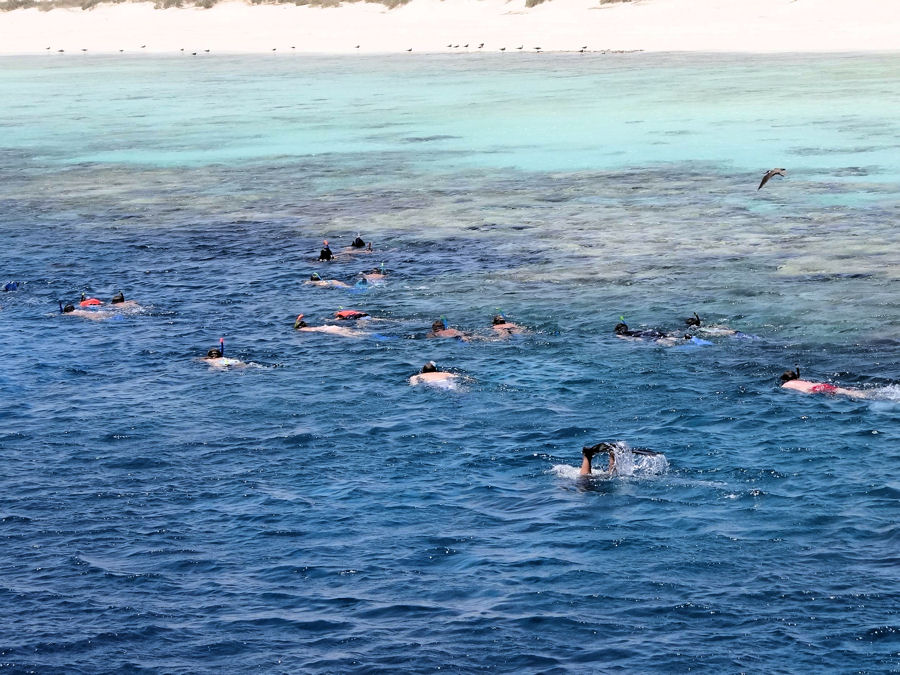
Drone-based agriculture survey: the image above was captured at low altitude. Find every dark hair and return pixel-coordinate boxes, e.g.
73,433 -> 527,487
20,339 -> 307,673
310,273 -> 321,281
111,292 -> 125,304
780,367 -> 800,382
431,320 -> 445,333
63,303 -> 75,313
614,322 -> 629,335
207,348 -> 222,358
421,361 -> 438,373
492,315 -> 506,325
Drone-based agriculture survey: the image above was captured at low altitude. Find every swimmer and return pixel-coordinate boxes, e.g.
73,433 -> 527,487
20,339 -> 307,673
305,272 -> 351,288
408,361 -> 460,387
427,317 -> 471,341
684,311 -> 740,337
59,300 -> 111,321
318,240 -> 334,261
779,367 -> 868,399
79,292 -> 103,307
351,235 -> 366,248
293,313 -> 364,338
491,313 -> 524,337
580,442 -> 660,476
202,338 -> 245,368
360,263 -> 387,283
333,309 -> 369,320
110,291 -> 141,309
615,321 -> 688,345
343,235 -> 373,255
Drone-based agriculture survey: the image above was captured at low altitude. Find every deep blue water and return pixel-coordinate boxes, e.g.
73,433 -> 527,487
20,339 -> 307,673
1,53 -> 898,673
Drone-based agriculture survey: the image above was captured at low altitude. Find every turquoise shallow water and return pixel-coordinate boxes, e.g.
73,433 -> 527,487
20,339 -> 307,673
0,53 -> 898,672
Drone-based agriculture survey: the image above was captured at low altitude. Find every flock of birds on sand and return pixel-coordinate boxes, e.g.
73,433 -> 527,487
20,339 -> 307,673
44,44 -> 638,55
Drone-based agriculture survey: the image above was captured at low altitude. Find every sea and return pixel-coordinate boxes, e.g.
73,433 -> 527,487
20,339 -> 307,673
0,52 -> 898,673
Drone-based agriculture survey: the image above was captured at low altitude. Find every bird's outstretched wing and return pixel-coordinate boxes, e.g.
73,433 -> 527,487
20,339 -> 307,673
758,168 -> 786,190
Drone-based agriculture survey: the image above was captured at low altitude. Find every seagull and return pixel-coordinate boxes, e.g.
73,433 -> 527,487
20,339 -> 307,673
758,168 -> 786,190
500,47 -> 506,51
406,48 -> 413,52
516,45 -> 523,50
478,43 -> 484,48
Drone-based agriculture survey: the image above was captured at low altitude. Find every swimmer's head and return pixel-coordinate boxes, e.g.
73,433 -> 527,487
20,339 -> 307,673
431,320 -> 445,333
323,240 -> 328,247
310,272 -> 321,281
421,361 -> 438,373
780,367 -> 800,382
207,348 -> 222,359
62,302 -> 75,313
685,312 -> 701,327
614,322 -> 629,335
111,292 -> 125,304
293,313 -> 307,329
492,315 -> 506,325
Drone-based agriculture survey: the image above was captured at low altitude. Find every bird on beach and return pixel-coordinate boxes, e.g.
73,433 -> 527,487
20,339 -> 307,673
478,43 -> 484,48
406,48 -> 413,52
758,168 -> 787,190
516,45 -> 523,50
500,47 -> 506,51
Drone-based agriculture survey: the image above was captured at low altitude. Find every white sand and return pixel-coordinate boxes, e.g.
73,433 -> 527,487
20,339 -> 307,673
1,0 -> 898,55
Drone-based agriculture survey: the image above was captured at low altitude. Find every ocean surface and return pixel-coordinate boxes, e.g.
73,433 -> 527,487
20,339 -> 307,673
1,52 -> 898,673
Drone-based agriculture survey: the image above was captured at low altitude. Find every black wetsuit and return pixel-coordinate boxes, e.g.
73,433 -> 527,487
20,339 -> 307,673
351,237 -> 366,248
318,246 -> 333,261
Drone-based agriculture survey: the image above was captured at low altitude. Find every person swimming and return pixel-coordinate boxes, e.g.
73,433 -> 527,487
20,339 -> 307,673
360,263 -> 387,283
306,272 -> 351,288
427,317 -> 471,341
334,309 -> 369,320
491,313 -> 524,337
318,240 -> 334,261
202,338 -> 245,368
779,367 -> 868,398
409,361 -> 460,387
59,299 -> 110,320
580,442 -> 660,475
79,292 -> 102,307
111,292 -> 125,304
293,313 -> 364,338
351,235 -> 366,248
685,312 -> 701,327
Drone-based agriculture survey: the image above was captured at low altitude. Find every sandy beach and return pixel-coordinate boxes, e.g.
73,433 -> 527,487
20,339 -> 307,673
1,0 -> 898,55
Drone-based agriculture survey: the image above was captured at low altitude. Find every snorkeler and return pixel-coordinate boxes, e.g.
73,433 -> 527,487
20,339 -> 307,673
491,313 -> 524,337
580,442 -> 660,476
79,292 -> 103,307
779,367 -> 868,398
334,309 -> 369,320
615,321 -> 689,345
408,361 -> 460,387
351,234 -> 366,248
318,240 -> 334,261
305,272 -> 352,288
293,313 -> 364,338
683,311 -> 744,337
59,300 -> 111,320
202,338 -> 245,368
427,317 -> 471,341
360,263 -> 387,283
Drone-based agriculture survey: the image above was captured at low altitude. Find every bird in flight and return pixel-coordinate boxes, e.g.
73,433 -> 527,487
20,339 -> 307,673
758,168 -> 786,190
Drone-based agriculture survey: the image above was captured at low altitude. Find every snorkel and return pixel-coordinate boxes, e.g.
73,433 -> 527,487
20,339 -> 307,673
219,338 -> 225,357
441,316 -> 449,330
294,314 -> 306,329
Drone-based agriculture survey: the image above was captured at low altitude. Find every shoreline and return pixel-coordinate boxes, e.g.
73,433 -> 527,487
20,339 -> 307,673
1,0 -> 899,55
